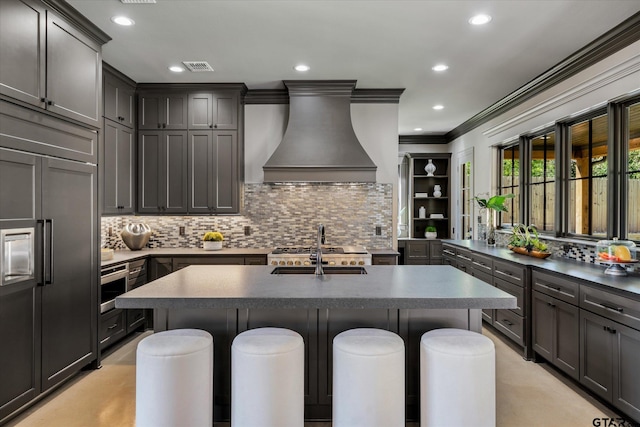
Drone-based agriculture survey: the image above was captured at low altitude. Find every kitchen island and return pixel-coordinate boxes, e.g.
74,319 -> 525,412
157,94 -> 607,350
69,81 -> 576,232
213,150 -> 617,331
117,264 -> 515,421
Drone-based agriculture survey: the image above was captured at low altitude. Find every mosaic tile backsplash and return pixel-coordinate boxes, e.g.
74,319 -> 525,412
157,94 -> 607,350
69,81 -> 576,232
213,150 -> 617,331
101,183 -> 393,250
495,231 -> 638,273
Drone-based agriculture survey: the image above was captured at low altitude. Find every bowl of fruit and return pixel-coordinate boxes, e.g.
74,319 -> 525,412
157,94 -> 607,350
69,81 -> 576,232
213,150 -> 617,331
596,238 -> 637,276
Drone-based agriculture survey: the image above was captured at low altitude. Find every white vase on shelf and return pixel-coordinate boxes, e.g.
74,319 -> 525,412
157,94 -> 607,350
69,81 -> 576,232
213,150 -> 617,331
433,185 -> 442,198
424,159 -> 436,176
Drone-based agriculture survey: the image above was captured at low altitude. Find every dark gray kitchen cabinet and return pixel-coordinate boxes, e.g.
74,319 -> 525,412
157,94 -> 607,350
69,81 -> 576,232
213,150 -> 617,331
188,130 -> 239,214
0,0 -> 105,128
441,243 -> 457,267
138,92 -> 188,130
99,309 -> 126,351
148,258 -> 173,281
371,254 -> 397,265
188,91 -> 239,130
402,239 -> 443,265
102,121 -> 135,214
103,65 -> 135,128
532,290 -> 579,380
138,130 -> 188,214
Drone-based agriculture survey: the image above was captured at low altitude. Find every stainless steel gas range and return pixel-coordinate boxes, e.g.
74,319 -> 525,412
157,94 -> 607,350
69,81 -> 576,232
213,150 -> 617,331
267,246 -> 372,267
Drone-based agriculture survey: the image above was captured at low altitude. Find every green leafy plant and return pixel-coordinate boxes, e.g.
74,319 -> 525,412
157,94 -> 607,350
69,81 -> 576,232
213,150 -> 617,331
508,224 -> 548,252
474,193 -> 515,212
426,226 -> 437,232
203,231 -> 224,241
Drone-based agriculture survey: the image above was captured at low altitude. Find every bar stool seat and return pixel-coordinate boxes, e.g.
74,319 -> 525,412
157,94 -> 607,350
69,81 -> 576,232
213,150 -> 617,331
136,329 -> 213,427
333,328 -> 405,427
420,328 -> 495,427
231,327 -> 304,427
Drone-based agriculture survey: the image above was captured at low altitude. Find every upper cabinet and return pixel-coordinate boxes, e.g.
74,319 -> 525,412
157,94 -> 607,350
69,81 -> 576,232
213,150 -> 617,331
103,65 -> 135,129
138,92 -> 188,130
188,91 -> 239,130
0,0 -> 108,129
406,153 -> 452,239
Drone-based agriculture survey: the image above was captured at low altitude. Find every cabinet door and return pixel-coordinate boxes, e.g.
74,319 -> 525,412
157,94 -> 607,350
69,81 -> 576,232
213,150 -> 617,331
212,131 -> 238,213
104,74 -> 135,128
580,309 -> 613,401
188,131 -> 214,213
532,291 -> 555,362
0,0 -> 46,108
103,121 -> 134,214
406,241 -> 428,263
188,92 -> 213,130
0,148 -> 41,220
554,298 -> 579,380
164,94 -> 188,130
613,322 -> 640,421
45,12 -> 101,127
212,91 -> 238,130
164,131 -> 188,213
40,157 -> 97,392
138,94 -> 162,130
117,83 -> 135,128
137,131 -> 162,212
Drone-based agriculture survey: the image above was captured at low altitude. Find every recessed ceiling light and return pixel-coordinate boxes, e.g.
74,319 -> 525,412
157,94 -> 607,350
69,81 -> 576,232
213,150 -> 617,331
111,16 -> 135,26
433,105 -> 444,110
469,14 -> 491,25
169,66 -> 184,73
294,64 -> 310,72
414,128 -> 423,131
432,64 -> 448,72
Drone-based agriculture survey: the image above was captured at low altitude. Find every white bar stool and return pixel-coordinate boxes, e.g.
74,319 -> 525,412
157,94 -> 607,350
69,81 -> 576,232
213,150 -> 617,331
420,328 -> 495,427
332,328 -> 405,427
231,327 -> 304,427
136,328 -> 214,427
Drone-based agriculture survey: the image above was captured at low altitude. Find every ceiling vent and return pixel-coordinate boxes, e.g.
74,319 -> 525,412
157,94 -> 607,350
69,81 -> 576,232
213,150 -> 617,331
120,0 -> 156,3
182,61 -> 215,72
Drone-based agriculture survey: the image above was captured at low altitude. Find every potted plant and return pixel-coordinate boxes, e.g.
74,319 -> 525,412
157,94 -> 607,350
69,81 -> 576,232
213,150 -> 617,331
425,226 -> 437,239
507,224 -> 551,258
474,193 -> 514,245
203,231 -> 224,250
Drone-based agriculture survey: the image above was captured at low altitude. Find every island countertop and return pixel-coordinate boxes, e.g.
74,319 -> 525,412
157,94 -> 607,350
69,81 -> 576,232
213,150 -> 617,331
116,264 -> 517,310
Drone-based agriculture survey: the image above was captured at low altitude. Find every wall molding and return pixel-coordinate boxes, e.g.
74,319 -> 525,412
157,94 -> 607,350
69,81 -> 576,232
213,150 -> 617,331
399,135 -> 448,145
244,87 -> 405,104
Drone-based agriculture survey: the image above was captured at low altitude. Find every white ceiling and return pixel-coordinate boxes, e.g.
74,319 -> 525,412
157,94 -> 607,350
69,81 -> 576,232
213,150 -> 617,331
68,0 -> 640,136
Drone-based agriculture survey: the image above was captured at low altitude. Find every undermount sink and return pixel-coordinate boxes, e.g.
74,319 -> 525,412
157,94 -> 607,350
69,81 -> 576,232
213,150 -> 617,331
270,266 -> 367,275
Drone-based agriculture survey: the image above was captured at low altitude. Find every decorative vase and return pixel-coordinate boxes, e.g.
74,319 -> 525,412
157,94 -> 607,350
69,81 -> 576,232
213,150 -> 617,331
433,185 -> 442,198
203,241 -> 223,250
424,159 -> 436,176
486,209 -> 497,246
120,223 -> 151,250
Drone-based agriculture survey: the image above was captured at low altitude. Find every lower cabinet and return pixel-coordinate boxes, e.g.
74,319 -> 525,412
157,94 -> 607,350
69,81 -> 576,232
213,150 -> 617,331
532,290 -> 579,379
399,239 -> 443,265
99,309 -> 126,351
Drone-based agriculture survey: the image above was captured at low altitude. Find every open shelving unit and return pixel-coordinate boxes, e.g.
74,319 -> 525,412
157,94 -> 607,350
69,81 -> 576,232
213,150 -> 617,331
406,153 -> 452,239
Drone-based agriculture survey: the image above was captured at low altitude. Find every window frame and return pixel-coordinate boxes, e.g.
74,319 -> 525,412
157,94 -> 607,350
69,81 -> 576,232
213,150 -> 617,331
498,141 -> 522,228
523,127 -> 557,234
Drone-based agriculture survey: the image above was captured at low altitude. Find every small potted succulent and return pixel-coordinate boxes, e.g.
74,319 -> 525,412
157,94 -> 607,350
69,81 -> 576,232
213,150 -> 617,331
425,226 -> 437,239
203,231 -> 224,250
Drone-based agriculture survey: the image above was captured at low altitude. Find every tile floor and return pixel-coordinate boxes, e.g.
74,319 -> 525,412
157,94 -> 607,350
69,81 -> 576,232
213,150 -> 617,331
5,327 -> 624,427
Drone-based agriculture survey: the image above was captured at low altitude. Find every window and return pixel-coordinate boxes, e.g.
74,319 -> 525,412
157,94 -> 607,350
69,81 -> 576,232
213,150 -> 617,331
529,130 -> 555,232
626,101 -> 640,241
568,113 -> 608,237
499,144 -> 520,227
460,160 -> 472,239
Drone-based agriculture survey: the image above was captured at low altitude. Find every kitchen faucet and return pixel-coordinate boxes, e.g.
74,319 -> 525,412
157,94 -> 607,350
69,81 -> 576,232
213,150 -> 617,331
313,224 -> 326,276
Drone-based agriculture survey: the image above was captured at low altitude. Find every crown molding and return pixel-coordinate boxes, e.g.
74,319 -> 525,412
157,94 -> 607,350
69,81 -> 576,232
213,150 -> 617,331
399,135 -> 448,145
42,0 -> 111,45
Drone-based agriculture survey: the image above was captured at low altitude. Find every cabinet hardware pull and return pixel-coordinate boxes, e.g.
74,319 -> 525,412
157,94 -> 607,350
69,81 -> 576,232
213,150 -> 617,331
214,124 -> 218,128
47,100 -> 54,106
157,123 -> 161,128
604,326 -> 617,334
209,123 -> 213,128
107,323 -> 118,330
547,302 -> 555,307
601,302 -> 623,313
502,319 -> 513,326
162,123 -> 166,128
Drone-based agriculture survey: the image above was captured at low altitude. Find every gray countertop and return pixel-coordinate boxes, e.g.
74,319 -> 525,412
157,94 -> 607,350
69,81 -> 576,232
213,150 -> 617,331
444,240 -> 640,298
116,264 -> 516,310
101,247 -> 273,267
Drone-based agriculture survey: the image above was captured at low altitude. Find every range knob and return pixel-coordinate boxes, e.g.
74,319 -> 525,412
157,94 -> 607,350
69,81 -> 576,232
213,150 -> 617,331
271,260 -> 278,265
329,261 -> 336,266
350,260 -> 356,265
294,260 -> 301,266
358,260 -> 365,265
341,261 -> 348,265
303,261 -> 311,266
279,261 -> 286,266
287,260 -> 294,266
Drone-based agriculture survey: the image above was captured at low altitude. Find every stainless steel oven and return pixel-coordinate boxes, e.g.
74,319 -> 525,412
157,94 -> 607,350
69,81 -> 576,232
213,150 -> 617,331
1,228 -> 35,287
100,263 -> 129,313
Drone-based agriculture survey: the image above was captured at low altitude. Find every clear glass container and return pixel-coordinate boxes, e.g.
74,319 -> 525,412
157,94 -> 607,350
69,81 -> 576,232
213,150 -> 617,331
595,238 -> 637,276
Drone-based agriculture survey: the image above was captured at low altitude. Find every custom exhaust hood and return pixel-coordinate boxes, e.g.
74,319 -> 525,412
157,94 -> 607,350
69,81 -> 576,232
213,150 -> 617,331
263,80 -> 377,183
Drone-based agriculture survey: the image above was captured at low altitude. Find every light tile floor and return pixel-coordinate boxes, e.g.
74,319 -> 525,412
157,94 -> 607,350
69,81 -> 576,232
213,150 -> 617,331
5,327 -> 624,427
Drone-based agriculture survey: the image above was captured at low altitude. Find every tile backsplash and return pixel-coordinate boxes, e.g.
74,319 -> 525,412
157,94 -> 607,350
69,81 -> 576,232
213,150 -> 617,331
101,183 -> 392,250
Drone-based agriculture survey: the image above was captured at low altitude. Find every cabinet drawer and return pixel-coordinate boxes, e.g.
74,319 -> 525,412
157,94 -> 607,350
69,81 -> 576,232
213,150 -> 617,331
532,270 -> 578,305
429,240 -> 443,260
472,268 -> 493,286
580,286 -> 640,330
494,276 -> 524,316
493,309 -> 524,346
493,260 -> 525,287
127,309 -> 146,332
100,309 -> 126,349
442,244 -> 456,259
471,252 -> 493,274
372,255 -> 397,265
128,259 -> 147,282
455,248 -> 473,265
245,256 -> 267,265
406,241 -> 428,259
